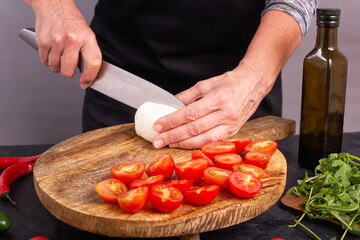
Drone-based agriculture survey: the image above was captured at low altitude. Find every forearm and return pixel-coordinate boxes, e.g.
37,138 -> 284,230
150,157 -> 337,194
236,10 -> 302,98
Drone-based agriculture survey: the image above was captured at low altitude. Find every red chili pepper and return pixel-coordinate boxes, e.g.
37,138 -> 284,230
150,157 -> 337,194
0,154 -> 40,169
0,162 -> 34,205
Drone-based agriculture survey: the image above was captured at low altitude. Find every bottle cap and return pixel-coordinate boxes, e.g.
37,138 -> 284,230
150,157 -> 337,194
317,8 -> 341,27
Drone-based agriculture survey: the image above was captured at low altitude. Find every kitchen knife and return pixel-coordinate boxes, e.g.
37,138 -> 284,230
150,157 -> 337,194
19,28 -> 185,109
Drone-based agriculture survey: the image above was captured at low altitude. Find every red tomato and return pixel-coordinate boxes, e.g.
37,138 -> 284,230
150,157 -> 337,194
30,237 -> 50,240
117,186 -> 149,213
95,178 -> 128,203
270,238 -> 285,240
229,171 -> 262,198
203,167 -> 232,189
174,159 -> 208,182
129,175 -> 164,189
149,184 -> 183,212
191,149 -> 215,167
222,138 -> 252,154
214,153 -> 242,170
184,185 -> 219,205
146,154 -> 175,180
110,161 -> 146,185
244,139 -> 277,156
201,141 -> 236,160
245,151 -> 272,169
233,164 -> 265,179
164,179 -> 194,192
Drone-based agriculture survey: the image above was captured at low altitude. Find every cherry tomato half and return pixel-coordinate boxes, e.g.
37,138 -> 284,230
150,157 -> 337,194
270,238 -> 285,240
244,139 -> 277,156
184,185 -> 219,205
245,151 -> 272,169
164,179 -> 194,192
95,178 -> 128,203
110,161 -> 146,185
174,159 -> 208,182
192,149 -> 215,167
117,186 -> 149,213
229,171 -> 262,198
146,154 -> 175,180
214,153 -> 242,170
233,163 -> 265,179
222,138 -> 252,154
149,184 -> 183,212
129,175 -> 164,189
203,167 -> 232,189
201,141 -> 236,160
30,237 -> 50,240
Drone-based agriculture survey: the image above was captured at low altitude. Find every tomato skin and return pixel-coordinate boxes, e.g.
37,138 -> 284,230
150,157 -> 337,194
149,184 -> 183,212
117,187 -> 149,213
269,238 -> 285,240
233,164 -> 265,179
30,237 -> 50,240
191,149 -> 215,167
129,175 -> 164,189
146,154 -> 175,180
245,151 -> 272,169
214,153 -> 242,170
201,141 -> 236,160
95,178 -> 128,203
174,159 -> 208,182
222,138 -> 252,154
164,179 -> 194,192
203,167 -> 232,190
110,161 -> 146,185
184,185 -> 219,205
229,171 -> 262,198
244,139 -> 277,156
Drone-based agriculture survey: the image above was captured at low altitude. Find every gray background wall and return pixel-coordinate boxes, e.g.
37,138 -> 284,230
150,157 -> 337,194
0,0 -> 359,146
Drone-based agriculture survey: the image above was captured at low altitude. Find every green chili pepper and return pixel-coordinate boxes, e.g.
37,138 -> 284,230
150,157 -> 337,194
0,211 -> 10,234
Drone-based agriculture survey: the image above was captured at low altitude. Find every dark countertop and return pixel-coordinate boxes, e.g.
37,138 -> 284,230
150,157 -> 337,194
1,133 -> 360,240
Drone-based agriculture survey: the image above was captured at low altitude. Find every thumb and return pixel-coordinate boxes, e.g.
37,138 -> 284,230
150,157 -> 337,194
79,41 -> 102,89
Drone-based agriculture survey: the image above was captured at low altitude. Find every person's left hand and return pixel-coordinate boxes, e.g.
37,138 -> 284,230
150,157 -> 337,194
152,62 -> 271,149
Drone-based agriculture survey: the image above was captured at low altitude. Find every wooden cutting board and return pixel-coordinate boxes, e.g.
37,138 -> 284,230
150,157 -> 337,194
33,116 -> 295,239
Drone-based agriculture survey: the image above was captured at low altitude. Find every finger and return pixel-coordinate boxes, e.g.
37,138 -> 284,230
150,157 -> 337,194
48,44 -> 64,73
79,40 -> 102,89
60,45 -> 80,78
154,96 -> 219,133
176,79 -> 216,105
170,124 -> 235,149
36,23 -> 51,67
153,110 -> 230,149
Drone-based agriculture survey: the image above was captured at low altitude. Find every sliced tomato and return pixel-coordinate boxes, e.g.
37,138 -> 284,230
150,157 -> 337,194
110,161 -> 146,185
245,151 -> 272,169
164,179 -> 194,192
201,141 -> 236,160
214,153 -> 242,170
233,163 -> 265,179
146,154 -> 175,180
229,171 -> 262,198
174,158 -> 208,182
191,149 -> 215,167
203,167 -> 232,190
184,185 -> 219,205
222,138 -> 252,154
117,186 -> 149,213
95,178 -> 128,203
149,184 -> 183,212
129,175 -> 164,189
244,139 -> 277,156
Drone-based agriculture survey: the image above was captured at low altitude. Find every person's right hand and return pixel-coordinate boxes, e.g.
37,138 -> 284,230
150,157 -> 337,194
25,0 -> 102,88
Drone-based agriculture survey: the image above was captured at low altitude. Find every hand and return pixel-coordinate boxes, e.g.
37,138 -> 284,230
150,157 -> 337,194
26,0 -> 102,88
152,61 -> 271,149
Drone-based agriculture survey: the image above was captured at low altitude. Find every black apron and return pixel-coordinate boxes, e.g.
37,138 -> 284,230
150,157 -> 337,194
83,0 -> 282,132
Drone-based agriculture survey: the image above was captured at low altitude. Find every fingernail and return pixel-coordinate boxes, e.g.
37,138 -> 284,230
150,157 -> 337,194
80,81 -> 91,89
153,139 -> 164,148
154,124 -> 163,132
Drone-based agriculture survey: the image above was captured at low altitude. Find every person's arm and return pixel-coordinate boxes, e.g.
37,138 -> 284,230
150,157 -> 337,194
24,0 -> 101,88
152,10 -> 302,149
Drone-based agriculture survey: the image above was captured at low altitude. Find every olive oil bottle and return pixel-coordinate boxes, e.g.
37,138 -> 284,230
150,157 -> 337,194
298,9 -> 347,170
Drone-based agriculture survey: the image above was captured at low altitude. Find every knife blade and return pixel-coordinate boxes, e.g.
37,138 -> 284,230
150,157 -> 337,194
18,28 -> 185,109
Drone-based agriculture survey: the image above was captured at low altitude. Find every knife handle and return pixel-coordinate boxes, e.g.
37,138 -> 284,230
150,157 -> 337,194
18,27 -> 85,73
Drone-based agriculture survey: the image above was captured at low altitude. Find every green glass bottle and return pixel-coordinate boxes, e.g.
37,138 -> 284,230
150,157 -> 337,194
298,8 -> 347,170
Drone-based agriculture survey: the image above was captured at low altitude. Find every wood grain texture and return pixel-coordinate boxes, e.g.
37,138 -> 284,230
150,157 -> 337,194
33,116 -> 294,238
